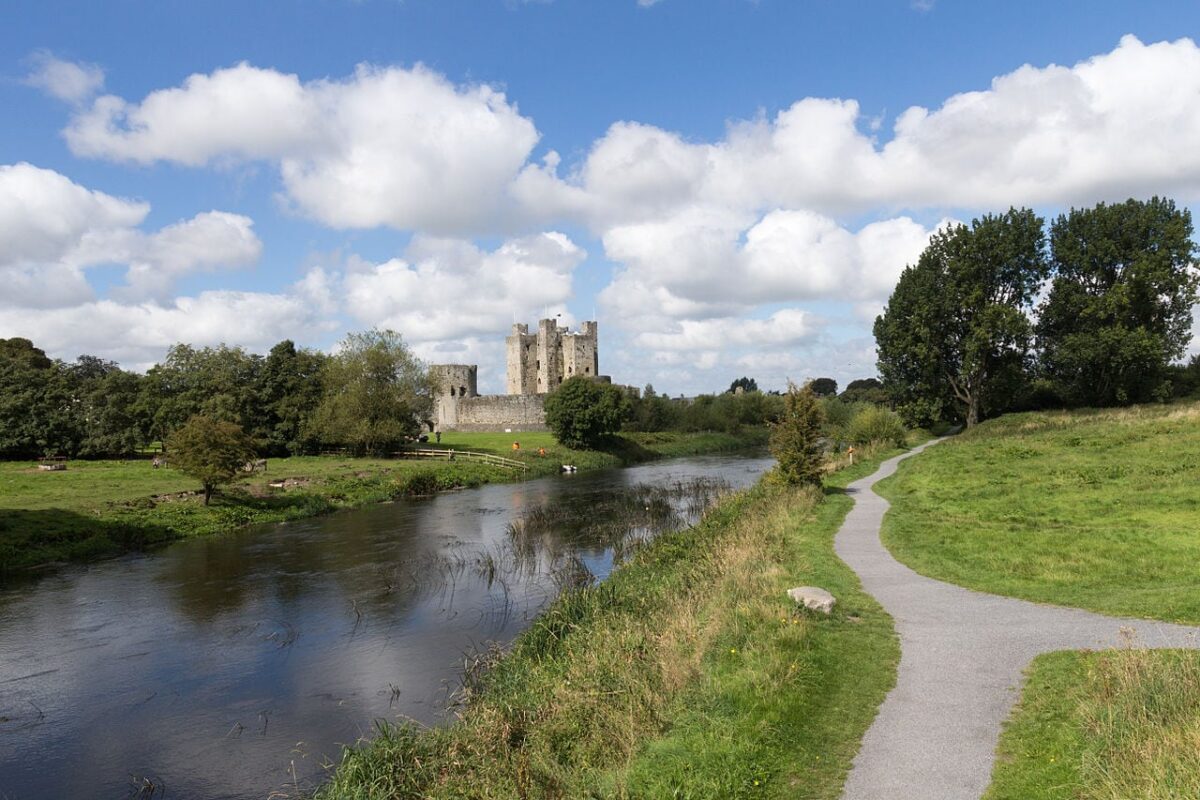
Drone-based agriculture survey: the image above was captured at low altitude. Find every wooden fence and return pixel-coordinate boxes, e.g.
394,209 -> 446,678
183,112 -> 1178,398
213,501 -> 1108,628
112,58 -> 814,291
393,448 -> 529,474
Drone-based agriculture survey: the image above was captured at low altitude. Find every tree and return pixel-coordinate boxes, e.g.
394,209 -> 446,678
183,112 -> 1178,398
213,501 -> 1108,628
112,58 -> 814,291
308,330 -> 433,455
166,416 -> 256,505
809,377 -> 838,397
544,376 -> 630,448
257,340 -> 327,455
770,381 -> 826,486
139,344 -> 263,446
875,208 -> 1048,427
0,339 -> 81,458
728,376 -> 758,394
73,360 -> 145,457
1037,197 -> 1199,406
839,378 -> 889,405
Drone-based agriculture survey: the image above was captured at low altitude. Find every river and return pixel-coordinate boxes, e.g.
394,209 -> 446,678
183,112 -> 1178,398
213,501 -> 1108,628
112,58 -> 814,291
0,452 -> 772,800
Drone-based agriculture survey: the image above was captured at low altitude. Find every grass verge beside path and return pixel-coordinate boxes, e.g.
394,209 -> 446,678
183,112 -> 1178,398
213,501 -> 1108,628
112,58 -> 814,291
313,437 -> 922,800
877,401 -> 1200,624
986,649 -> 1200,800
0,430 -> 764,573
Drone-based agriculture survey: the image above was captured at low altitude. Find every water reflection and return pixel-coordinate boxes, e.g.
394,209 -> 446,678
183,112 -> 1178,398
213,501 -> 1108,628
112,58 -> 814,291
0,453 -> 771,800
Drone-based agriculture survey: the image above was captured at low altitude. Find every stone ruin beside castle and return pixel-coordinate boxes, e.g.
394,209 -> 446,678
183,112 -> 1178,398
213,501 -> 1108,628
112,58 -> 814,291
432,318 -> 608,432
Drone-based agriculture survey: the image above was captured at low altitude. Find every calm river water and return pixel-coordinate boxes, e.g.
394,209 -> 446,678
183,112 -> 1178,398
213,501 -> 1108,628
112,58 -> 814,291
0,452 -> 772,800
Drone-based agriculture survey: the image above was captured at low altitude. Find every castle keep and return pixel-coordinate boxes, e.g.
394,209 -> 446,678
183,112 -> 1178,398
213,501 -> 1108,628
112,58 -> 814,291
506,319 -> 599,394
433,319 -> 605,432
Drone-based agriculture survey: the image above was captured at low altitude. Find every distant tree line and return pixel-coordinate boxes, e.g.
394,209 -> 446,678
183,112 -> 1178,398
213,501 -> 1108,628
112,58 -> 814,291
875,197 -> 1200,426
0,330 -> 432,460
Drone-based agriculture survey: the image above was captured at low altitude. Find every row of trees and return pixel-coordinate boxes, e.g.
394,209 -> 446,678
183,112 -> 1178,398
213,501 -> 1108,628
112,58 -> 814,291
875,198 -> 1199,426
0,330 -> 432,460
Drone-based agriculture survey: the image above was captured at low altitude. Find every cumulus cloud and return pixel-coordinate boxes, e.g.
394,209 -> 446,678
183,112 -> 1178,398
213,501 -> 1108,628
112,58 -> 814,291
65,63 -> 540,234
527,35 -> 1200,228
599,210 -> 942,323
0,163 -> 262,306
0,287 -> 335,368
340,231 -> 585,342
23,51 -> 105,104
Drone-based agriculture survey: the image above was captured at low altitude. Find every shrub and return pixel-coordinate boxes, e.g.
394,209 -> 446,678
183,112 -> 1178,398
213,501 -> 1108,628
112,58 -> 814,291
769,382 -> 825,486
166,415 -> 256,505
845,406 -> 907,448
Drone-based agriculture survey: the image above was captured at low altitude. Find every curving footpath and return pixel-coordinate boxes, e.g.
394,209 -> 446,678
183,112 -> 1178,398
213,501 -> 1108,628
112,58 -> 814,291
834,439 -> 1200,800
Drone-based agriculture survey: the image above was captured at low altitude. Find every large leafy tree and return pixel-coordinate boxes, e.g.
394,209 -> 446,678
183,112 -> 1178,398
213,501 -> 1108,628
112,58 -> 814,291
139,344 -> 264,446
808,377 -> 838,397
875,209 -> 1048,427
257,340 -> 328,455
544,376 -> 630,448
70,356 -> 145,457
0,338 -> 79,458
308,329 -> 433,455
1037,197 -> 1199,406
167,416 -> 257,505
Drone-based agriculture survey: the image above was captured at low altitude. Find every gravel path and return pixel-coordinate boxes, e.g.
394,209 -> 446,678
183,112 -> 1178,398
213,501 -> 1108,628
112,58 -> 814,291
834,439 -> 1200,800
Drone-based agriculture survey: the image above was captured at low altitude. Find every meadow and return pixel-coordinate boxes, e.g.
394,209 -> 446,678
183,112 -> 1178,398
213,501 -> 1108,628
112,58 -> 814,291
0,429 -> 764,572
878,401 -> 1200,624
312,436 -> 925,800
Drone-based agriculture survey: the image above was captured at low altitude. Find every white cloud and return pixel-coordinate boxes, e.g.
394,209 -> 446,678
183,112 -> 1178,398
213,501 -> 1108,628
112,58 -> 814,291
0,288 -> 335,368
66,63 -> 540,234
112,211 -> 263,300
0,163 -> 262,306
340,231 -> 585,342
599,210 -> 942,324
23,51 -> 105,104
526,35 -> 1200,230
634,308 -> 819,352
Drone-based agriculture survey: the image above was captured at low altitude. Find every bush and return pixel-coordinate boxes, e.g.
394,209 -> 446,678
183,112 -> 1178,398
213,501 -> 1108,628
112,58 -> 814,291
845,406 -> 907,448
769,382 -> 825,486
166,415 -> 256,505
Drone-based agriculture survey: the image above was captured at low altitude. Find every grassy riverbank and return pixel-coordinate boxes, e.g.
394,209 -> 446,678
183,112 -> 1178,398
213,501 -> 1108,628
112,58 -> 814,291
986,649 -> 1200,800
0,429 -> 765,573
312,436 -> 924,800
878,400 -> 1200,624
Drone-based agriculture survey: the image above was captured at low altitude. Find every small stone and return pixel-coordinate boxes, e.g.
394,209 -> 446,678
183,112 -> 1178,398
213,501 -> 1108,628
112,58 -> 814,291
788,586 -> 836,615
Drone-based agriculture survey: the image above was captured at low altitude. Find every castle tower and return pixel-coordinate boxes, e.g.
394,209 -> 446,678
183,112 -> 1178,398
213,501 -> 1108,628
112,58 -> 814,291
505,324 -> 538,395
431,364 -> 477,430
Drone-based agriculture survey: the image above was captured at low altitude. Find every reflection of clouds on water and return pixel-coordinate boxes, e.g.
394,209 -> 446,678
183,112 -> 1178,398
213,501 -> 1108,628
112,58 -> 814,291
0,452 -> 772,800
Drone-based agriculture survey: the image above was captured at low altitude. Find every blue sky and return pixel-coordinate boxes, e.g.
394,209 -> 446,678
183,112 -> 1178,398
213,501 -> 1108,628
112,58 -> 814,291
3,1 -> 1199,394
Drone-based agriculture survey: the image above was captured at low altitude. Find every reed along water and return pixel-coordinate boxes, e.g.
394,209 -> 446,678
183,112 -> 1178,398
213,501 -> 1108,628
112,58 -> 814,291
0,452 -> 772,799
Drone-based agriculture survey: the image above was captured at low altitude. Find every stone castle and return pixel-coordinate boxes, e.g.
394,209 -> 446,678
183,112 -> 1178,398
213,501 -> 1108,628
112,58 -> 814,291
432,319 -> 607,432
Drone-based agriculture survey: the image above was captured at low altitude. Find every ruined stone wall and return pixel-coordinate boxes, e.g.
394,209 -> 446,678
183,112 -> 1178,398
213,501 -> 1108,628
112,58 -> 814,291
450,394 -> 547,432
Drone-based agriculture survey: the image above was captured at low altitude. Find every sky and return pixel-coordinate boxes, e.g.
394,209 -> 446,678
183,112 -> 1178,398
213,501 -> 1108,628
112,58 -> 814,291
3,1 -> 1200,395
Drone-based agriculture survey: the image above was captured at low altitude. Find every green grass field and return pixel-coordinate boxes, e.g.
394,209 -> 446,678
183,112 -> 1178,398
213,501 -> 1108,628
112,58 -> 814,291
0,429 -> 763,572
313,435 -> 926,800
877,401 -> 1200,624
986,649 -> 1200,800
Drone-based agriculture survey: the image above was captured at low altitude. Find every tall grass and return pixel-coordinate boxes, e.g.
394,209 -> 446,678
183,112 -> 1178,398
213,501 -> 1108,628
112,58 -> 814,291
987,648 -> 1200,800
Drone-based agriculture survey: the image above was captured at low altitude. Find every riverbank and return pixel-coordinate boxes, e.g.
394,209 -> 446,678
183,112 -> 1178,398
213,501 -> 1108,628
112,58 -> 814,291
0,429 -> 766,573
313,435 -> 924,800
